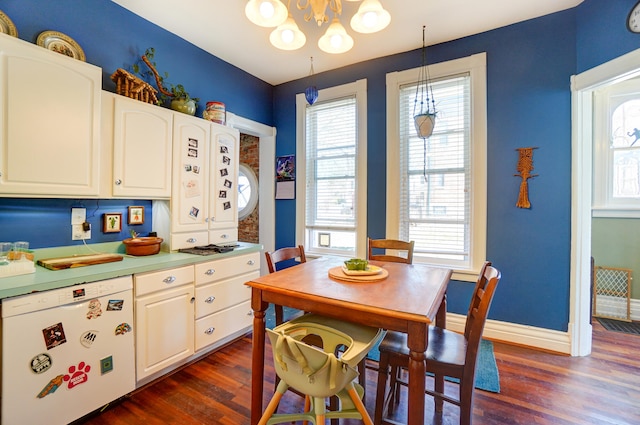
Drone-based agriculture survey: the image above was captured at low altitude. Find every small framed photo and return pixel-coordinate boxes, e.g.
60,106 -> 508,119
103,213 -> 122,233
128,206 -> 145,225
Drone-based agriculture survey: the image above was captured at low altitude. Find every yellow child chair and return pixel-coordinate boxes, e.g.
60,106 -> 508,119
258,314 -> 385,425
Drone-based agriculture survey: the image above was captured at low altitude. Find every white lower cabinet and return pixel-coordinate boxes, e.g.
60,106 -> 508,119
194,252 -> 259,351
134,265 -> 195,382
134,252 -> 258,384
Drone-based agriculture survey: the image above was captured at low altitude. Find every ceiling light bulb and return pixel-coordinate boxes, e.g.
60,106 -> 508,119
361,11 -> 378,28
281,29 -> 294,44
245,0 -> 288,27
260,2 -> 275,19
270,14 -> 306,50
318,17 -> 354,54
350,0 -> 390,34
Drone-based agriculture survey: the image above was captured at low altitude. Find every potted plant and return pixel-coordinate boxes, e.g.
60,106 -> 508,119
132,47 -> 199,115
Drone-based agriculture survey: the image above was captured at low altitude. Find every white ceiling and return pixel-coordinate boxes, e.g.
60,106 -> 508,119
112,0 -> 583,85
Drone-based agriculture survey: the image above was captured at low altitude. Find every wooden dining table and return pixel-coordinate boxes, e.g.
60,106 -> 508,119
247,255 -> 452,425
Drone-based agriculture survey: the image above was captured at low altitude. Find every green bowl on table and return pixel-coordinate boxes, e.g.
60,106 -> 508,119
344,258 -> 368,271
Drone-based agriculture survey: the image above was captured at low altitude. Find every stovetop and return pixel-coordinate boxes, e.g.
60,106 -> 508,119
178,243 -> 239,256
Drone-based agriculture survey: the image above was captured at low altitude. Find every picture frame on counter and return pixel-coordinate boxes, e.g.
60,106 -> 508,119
128,206 -> 144,225
103,213 -> 122,233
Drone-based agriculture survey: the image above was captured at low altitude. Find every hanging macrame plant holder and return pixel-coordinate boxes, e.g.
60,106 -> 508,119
413,26 -> 438,182
413,25 -> 437,139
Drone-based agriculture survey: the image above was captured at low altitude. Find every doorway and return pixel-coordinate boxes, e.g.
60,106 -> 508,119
571,48 -> 640,356
227,113 -> 276,276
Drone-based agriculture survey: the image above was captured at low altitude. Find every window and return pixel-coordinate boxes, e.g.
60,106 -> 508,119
296,80 -> 367,257
238,163 -> 258,220
386,53 -> 487,279
593,78 -> 640,218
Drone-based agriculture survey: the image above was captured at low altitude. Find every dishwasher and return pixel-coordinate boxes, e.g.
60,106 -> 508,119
1,275 -> 136,425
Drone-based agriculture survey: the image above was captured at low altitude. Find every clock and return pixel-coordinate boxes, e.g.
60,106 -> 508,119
627,0 -> 640,33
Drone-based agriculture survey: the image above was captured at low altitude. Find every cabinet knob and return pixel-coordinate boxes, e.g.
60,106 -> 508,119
205,296 -> 216,303
187,238 -> 197,243
247,260 -> 255,266
205,218 -> 209,223
205,269 -> 215,275
163,275 -> 176,284
221,234 -> 228,239
115,179 -> 122,185
204,327 -> 215,335
247,310 -> 253,316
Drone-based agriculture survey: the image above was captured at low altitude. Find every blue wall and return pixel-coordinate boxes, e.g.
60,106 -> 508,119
1,0 -> 639,332
1,0 -> 274,125
0,0 -> 273,248
0,199 -> 152,248
271,0 -> 637,332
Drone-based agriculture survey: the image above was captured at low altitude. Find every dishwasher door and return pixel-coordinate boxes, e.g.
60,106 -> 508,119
1,276 -> 135,425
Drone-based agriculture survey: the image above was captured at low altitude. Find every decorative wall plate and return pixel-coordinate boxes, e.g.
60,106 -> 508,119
0,10 -> 18,37
36,30 -> 85,61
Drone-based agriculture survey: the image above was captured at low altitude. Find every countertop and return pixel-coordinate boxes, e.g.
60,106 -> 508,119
0,241 -> 263,300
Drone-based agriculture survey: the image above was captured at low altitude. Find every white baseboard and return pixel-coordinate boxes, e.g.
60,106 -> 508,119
444,299 -> 640,356
446,313 -> 572,354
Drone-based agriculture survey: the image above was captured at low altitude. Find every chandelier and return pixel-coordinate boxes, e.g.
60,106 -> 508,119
245,0 -> 390,54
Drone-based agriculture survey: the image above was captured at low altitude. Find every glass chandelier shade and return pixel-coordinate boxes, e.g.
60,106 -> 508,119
318,17 -> 354,54
350,0 -> 390,33
245,0 -> 389,53
270,13 -> 306,50
245,0 -> 288,27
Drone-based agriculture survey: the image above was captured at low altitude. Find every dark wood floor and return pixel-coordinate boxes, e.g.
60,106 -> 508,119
77,320 -> 640,425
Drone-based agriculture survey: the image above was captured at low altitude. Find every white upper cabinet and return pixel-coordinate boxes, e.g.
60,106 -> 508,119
209,123 -> 239,238
111,95 -> 173,198
0,33 -> 101,197
171,113 -> 210,234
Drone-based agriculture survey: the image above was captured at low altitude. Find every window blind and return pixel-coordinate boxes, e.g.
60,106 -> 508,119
398,74 -> 471,261
305,95 -> 358,251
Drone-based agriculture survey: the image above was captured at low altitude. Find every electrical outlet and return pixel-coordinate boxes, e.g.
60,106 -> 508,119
71,208 -> 90,240
71,208 -> 86,225
72,224 -> 91,240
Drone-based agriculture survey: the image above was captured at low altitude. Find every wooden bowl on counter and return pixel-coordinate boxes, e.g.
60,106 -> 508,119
122,237 -> 163,256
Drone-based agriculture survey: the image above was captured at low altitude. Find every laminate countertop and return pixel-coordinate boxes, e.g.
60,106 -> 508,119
0,241 -> 262,300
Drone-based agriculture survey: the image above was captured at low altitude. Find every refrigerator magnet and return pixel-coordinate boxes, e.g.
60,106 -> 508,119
43,323 -> 67,350
86,299 -> 102,319
107,299 -> 124,311
115,323 -> 132,335
101,356 -> 114,375
30,353 -> 53,374
37,375 -> 64,398
80,330 -> 99,348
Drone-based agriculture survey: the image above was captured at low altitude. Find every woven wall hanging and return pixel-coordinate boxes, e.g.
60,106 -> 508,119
514,147 -> 538,209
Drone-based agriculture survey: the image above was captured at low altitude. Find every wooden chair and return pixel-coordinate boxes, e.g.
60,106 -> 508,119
264,245 -> 307,326
373,261 -> 501,425
367,238 -> 415,264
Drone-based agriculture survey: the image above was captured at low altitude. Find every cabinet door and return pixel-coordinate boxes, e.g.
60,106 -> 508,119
113,96 -> 173,198
135,283 -> 195,381
171,114 -> 209,233
209,123 -> 239,234
0,34 -> 101,196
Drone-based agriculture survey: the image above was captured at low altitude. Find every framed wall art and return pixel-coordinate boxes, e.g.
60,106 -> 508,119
128,206 -> 145,225
103,213 -> 122,233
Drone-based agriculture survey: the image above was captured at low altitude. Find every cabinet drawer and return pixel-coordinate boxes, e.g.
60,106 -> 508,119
195,300 -> 253,351
209,228 -> 238,244
135,265 -> 194,297
195,252 -> 260,285
170,231 -> 209,250
195,271 -> 257,318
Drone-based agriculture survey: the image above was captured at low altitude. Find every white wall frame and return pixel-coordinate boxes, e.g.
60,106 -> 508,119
570,47 -> 640,356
